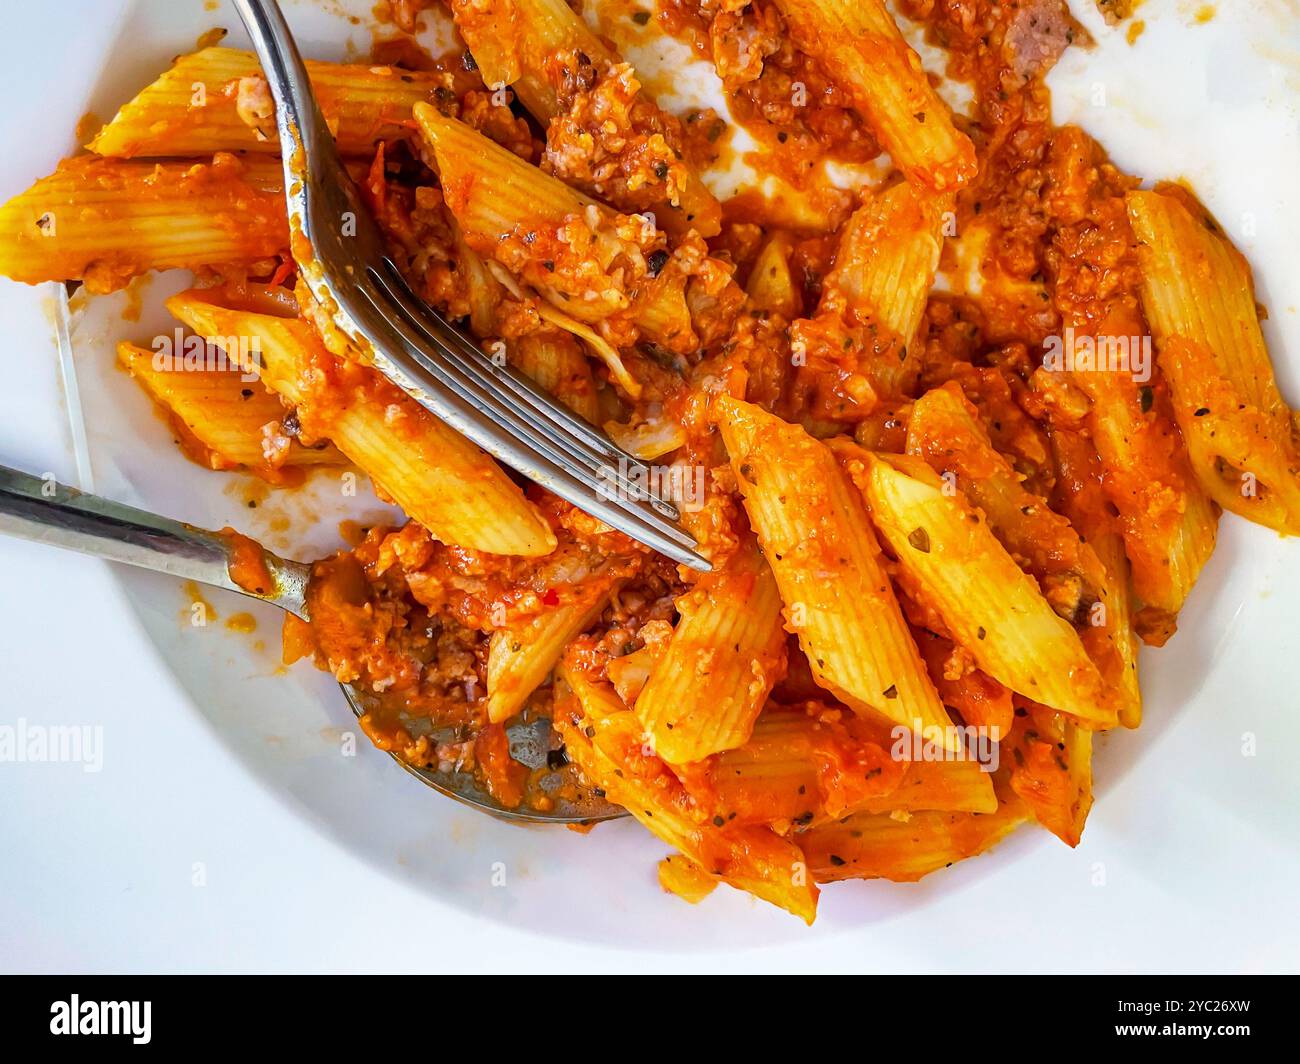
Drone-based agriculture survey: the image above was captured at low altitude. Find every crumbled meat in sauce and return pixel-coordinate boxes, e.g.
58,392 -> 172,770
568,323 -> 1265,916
278,2 -> 1212,820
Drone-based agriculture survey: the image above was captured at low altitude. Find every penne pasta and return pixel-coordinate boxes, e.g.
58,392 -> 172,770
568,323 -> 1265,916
0,154 -> 285,292
821,182 -> 950,398
846,757 -> 1000,820
1127,188 -> 1300,534
416,102 -> 597,248
1005,698 -> 1094,847
679,705 -> 995,829
628,274 -> 697,357
448,0 -> 595,130
508,331 -> 601,424
907,383 -> 1140,725
802,796 -> 1028,883
166,287 -> 557,556
745,232 -> 801,320
676,706 -> 905,828
1050,426 -> 1143,727
117,341 -> 344,482
89,47 -> 445,158
1061,306 -> 1218,632
715,396 -> 958,750
486,583 -> 615,724
446,0 -> 722,237
1127,188 -> 1288,421
456,235 -> 504,340
1157,336 -> 1300,535
414,103 -> 696,370
556,663 -> 820,922
444,0 -> 524,90
657,854 -> 718,905
770,0 -> 976,191
839,445 -> 1117,727
634,538 -> 787,764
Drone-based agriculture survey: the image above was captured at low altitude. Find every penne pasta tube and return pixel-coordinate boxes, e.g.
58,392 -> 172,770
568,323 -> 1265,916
0,154 -> 286,292
745,232 -> 801,319
508,331 -> 600,424
456,236 -> 504,340
677,706 -> 905,828
89,48 -> 446,158
446,0 -> 722,237
842,709 -> 999,820
657,854 -> 718,905
845,758 -> 1000,820
715,396 -> 958,750
486,583 -> 615,724
1127,188 -> 1300,534
907,383 -> 1139,725
1061,306 -> 1218,632
443,1 -> 524,90
414,104 -> 696,367
117,341 -> 343,481
1157,337 -> 1300,535
635,538 -> 787,764
448,0 -> 600,133
770,0 -> 976,191
415,101 -> 597,247
1005,698 -> 1094,847
840,445 -> 1117,727
166,287 -> 557,556
555,663 -> 820,922
802,796 -> 1028,883
1050,426 -> 1143,727
1127,188 -> 1289,421
680,705 -> 995,829
821,182 -> 950,398
632,274 -> 697,356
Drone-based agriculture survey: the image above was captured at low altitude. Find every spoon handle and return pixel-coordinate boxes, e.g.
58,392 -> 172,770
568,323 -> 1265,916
0,465 -> 309,617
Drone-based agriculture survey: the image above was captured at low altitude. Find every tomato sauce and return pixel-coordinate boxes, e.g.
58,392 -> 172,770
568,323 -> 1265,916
285,0 -> 1199,811
221,527 -> 275,596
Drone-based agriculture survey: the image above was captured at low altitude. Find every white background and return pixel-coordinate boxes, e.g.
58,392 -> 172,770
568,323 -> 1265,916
0,0 -> 1297,972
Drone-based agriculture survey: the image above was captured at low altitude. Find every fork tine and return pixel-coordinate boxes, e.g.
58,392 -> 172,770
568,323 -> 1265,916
342,279 -> 706,557
348,283 -> 702,552
315,188 -> 709,558
293,129 -> 699,548
377,261 -> 644,466
235,0 -> 708,569
365,262 -> 690,526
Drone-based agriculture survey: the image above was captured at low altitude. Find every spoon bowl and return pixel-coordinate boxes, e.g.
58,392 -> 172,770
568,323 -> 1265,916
338,684 -> 624,823
0,463 -> 625,824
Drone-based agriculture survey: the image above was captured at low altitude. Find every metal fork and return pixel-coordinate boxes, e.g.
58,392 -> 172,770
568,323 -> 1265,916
232,0 -> 709,571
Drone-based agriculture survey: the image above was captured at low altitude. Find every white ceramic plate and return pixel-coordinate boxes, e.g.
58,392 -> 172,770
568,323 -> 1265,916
1,0 -> 1298,963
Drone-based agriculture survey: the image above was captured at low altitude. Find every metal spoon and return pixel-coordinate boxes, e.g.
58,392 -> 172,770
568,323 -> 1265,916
0,464 -> 624,824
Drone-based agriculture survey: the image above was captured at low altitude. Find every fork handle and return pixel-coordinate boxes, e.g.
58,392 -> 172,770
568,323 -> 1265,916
0,465 -> 309,617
